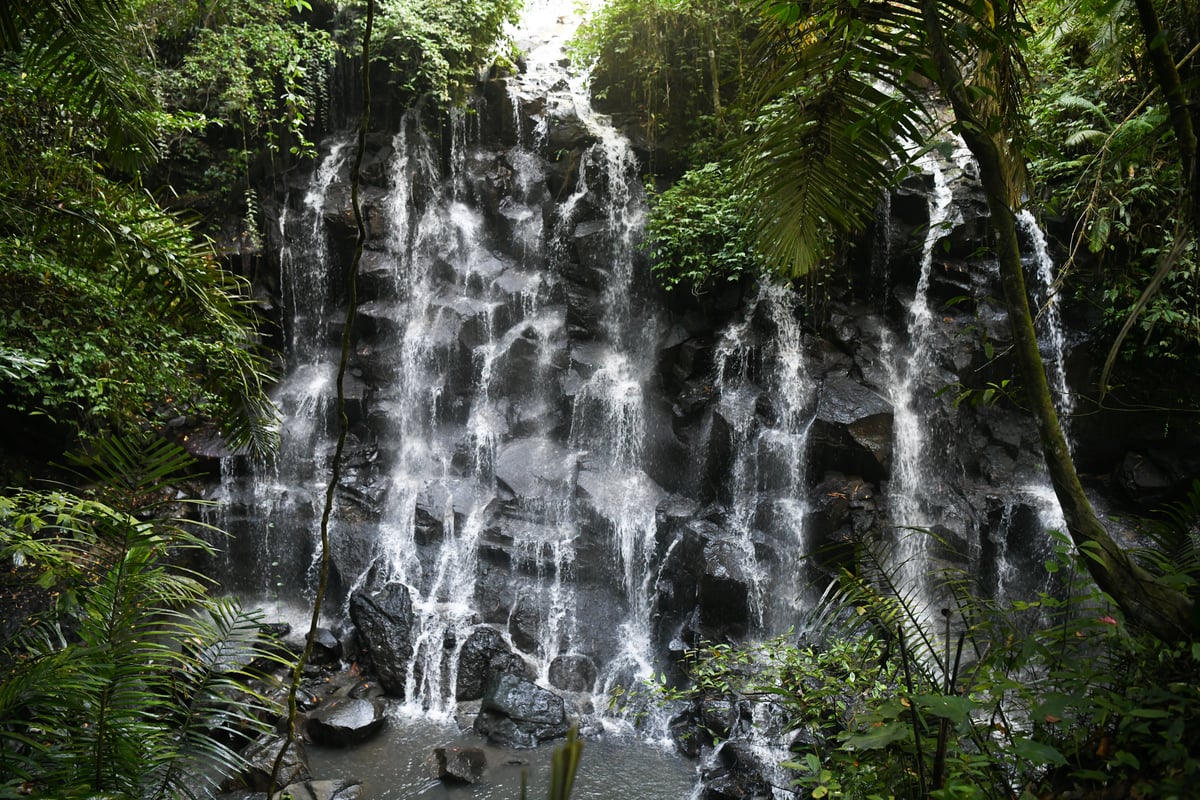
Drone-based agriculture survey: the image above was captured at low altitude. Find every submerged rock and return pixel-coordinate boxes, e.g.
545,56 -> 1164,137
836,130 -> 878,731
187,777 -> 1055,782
275,779 -> 363,800
432,746 -> 487,784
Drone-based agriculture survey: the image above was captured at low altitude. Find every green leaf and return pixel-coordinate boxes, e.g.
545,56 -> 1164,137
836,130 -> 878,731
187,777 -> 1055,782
916,694 -> 974,723
843,721 -> 910,750
1127,708 -> 1170,718
1012,736 -> 1067,767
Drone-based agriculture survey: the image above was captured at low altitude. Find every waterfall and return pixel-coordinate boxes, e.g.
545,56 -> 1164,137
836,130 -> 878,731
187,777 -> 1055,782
708,283 -> 816,630
203,4 -> 1103,793
882,147 -> 961,608
1017,210 -> 1075,434
200,0 -> 683,724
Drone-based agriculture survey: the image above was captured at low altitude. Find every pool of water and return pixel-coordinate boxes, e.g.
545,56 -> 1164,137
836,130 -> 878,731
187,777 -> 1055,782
306,709 -> 700,799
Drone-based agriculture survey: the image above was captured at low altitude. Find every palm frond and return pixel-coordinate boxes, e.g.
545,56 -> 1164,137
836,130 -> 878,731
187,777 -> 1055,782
144,601 -> 284,800
10,0 -> 159,167
740,0 -> 937,277
64,431 -> 199,505
0,434 -> 288,796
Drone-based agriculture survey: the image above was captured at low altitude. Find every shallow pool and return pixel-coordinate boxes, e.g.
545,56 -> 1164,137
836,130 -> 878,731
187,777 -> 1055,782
306,710 -> 700,799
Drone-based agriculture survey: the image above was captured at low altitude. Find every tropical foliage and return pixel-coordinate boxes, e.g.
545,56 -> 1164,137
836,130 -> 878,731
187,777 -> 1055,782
643,526 -> 1200,799
369,0 -> 523,107
1023,0 -> 1200,371
0,119 -> 276,449
571,0 -> 756,160
587,0 -> 1196,638
0,434 -> 285,798
644,160 -> 765,292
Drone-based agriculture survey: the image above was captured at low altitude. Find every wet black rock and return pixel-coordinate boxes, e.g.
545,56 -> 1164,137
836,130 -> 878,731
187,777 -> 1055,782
473,672 -> 570,748
698,741 -> 776,800
507,594 -> 544,654
809,373 -> 894,482
307,627 -> 342,666
348,581 -> 415,696
232,734 -> 310,793
433,746 -> 487,784
277,779 -> 363,800
456,625 -> 530,701
306,698 -> 387,747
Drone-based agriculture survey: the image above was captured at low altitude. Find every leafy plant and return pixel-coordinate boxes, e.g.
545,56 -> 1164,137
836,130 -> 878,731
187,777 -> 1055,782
0,0 -> 161,169
365,0 -> 521,108
0,432 -> 287,798
0,81 -> 277,451
1023,1 -> 1200,371
519,727 -> 583,800
156,0 -> 337,161
645,160 -> 766,292
569,0 -> 756,158
632,522 -> 1200,799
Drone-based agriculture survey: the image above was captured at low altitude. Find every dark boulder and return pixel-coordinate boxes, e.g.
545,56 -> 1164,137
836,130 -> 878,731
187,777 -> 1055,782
305,698 -> 387,747
698,741 -> 776,800
307,627 -> 342,666
276,779 -> 363,800
1114,450 -> 1180,509
473,673 -> 570,748
432,746 -> 487,784
232,734 -> 309,793
348,582 -> 415,696
456,625 -> 530,700
809,373 -> 893,481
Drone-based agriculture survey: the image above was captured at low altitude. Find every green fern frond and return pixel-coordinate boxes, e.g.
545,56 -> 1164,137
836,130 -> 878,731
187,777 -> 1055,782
0,432 -> 290,796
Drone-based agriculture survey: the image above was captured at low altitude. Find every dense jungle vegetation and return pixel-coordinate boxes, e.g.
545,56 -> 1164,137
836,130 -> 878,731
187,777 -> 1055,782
0,0 -> 1198,797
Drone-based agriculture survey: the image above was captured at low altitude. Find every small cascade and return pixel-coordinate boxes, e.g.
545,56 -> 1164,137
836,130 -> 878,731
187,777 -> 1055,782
883,148 -> 960,606
205,143 -> 353,601
1017,210 -> 1075,432
981,484 -> 1065,638
707,282 -> 816,631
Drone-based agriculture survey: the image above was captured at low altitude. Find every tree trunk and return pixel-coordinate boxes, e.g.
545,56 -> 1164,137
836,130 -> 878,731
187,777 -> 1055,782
920,0 -> 1196,641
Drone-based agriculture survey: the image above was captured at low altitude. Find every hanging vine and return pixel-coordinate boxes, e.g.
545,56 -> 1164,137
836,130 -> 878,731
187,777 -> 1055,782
268,0 -> 374,791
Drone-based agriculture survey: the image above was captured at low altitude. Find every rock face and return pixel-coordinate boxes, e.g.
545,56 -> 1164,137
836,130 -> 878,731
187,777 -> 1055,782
473,673 -> 571,748
548,654 -> 597,693
203,31 -> 1200,800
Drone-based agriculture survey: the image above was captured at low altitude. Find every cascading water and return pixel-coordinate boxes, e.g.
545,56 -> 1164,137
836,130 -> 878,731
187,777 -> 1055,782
204,0 -> 680,731
201,2 -> 1105,796
707,283 -> 816,631
1018,210 -> 1075,432
205,143 -> 351,605
881,147 -> 962,606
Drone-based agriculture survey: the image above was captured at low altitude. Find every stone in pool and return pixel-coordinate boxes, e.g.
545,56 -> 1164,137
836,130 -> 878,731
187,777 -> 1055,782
306,698 -> 387,747
433,746 -> 487,784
